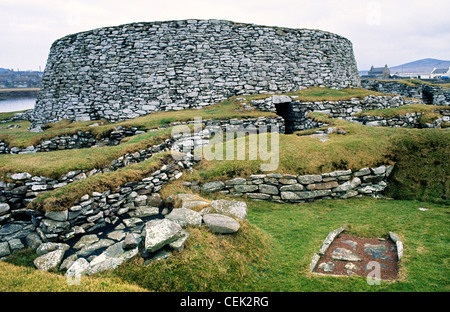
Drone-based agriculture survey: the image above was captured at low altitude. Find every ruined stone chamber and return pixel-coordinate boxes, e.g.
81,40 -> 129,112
31,19 -> 361,127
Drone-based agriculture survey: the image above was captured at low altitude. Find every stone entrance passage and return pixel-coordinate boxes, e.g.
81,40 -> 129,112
313,234 -> 399,280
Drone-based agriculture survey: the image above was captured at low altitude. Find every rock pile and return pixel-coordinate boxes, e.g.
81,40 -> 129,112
22,194 -> 247,278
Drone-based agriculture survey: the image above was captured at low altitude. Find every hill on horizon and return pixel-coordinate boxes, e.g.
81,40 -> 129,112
360,58 -> 450,75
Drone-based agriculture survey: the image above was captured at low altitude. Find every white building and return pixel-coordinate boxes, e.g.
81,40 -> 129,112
430,67 -> 450,79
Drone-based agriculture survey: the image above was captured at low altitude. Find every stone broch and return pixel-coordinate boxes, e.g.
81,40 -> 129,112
31,19 -> 360,127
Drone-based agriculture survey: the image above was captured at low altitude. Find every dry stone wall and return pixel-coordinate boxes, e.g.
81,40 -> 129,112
361,79 -> 450,106
251,94 -> 421,133
185,165 -> 394,203
31,19 -> 360,127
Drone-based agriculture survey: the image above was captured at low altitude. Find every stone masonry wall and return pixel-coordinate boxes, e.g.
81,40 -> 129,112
31,19 -> 361,127
0,116 -> 284,154
361,79 -> 450,106
185,165 -> 394,203
251,94 -> 421,133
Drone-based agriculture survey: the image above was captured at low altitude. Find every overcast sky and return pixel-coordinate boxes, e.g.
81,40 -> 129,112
1,0 -> 449,71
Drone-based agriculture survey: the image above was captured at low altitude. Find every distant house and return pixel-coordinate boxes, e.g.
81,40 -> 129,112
430,67 -> 450,79
367,64 -> 390,79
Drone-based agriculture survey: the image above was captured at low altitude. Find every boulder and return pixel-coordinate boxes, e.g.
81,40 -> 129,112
88,242 -> 139,275
44,210 -> 68,222
209,200 -> 247,221
0,242 -> 11,257
170,194 -> 209,210
25,232 -> 43,250
0,203 -> 10,216
297,174 -> 322,184
331,248 -> 361,261
36,242 -> 70,256
166,208 -> 203,227
168,230 -> 190,252
332,177 -> 361,192
73,234 -> 100,249
144,219 -> 182,253
123,233 -> 138,250
234,184 -> 259,193
65,258 -> 90,277
203,214 -> 240,234
40,219 -> 70,234
259,184 -> 279,195
10,172 -> 32,180
34,249 -> 66,271
201,181 -> 225,193
147,193 -> 163,207
59,254 -> 78,271
76,239 -> 115,258
128,206 -> 159,218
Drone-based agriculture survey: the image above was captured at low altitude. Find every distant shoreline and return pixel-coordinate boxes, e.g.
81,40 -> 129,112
0,88 -> 39,100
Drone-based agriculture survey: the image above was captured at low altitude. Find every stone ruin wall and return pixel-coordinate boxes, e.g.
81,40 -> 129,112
31,19 -> 361,127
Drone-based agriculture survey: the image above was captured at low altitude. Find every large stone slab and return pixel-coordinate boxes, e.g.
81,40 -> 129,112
87,242 -> 139,275
144,219 -> 182,253
203,214 -> 240,234
318,225 -> 348,256
76,239 -> 115,257
0,242 -> 11,257
65,258 -> 90,277
201,181 -> 225,193
331,247 -> 362,261
209,199 -> 247,221
34,249 -> 66,271
166,208 -> 202,227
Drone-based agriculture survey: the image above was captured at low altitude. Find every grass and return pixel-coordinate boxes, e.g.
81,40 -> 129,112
354,104 -> 448,119
0,96 -> 276,148
0,88 -> 40,92
21,111 -> 450,212
5,197 -> 447,292
0,127 -> 173,179
0,86 -> 385,149
0,110 -> 32,121
0,250 -> 147,292
285,87 -> 388,101
28,151 -> 174,212
184,113 -> 449,204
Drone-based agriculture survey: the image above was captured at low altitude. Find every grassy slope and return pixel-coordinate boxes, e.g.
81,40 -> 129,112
0,127 -> 173,179
25,112 -> 450,211
28,152 -> 173,212
354,103 -> 447,118
0,251 -> 147,292
6,197 -> 447,292
0,96 -> 276,148
184,113 -> 449,204
0,86 -> 382,148
354,103 -> 448,125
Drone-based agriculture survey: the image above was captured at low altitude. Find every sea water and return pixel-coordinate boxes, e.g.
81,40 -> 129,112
0,97 -> 36,113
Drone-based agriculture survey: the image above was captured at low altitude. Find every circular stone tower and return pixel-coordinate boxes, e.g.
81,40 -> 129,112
31,19 -> 360,126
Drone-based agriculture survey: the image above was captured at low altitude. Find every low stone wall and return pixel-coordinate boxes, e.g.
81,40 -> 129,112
250,94 -> 420,133
349,110 -> 450,128
184,165 -> 394,203
0,116 -> 284,154
0,153 -> 200,258
0,110 -> 33,124
0,126 -> 143,155
0,139 -> 176,214
361,79 -> 449,106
